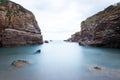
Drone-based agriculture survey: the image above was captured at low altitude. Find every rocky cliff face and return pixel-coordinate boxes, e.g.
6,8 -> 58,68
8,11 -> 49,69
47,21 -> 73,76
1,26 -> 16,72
68,3 -> 120,48
0,0 -> 43,47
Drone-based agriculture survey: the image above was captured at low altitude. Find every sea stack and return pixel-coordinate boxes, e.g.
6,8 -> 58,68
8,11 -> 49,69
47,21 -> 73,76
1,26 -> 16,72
0,0 -> 43,47
68,2 -> 120,48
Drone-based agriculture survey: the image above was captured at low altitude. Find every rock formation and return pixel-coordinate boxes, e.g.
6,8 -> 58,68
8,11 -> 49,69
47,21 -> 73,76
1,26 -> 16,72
34,49 -> 41,54
11,59 -> 29,67
68,3 -> 120,48
44,40 -> 49,43
0,0 -> 43,47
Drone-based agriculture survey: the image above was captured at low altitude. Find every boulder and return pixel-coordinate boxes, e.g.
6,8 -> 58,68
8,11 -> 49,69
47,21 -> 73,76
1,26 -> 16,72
93,66 -> 102,70
11,59 -> 29,67
44,40 -> 49,43
34,49 -> 41,54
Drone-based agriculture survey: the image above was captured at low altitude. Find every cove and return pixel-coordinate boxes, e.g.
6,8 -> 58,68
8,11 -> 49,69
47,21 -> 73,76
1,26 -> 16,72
0,41 -> 120,80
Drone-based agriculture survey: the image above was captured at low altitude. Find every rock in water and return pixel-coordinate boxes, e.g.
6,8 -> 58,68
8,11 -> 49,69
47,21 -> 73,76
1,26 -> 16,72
34,49 -> 41,54
0,0 -> 43,47
11,59 -> 29,67
44,40 -> 49,43
93,66 -> 102,70
68,3 -> 120,48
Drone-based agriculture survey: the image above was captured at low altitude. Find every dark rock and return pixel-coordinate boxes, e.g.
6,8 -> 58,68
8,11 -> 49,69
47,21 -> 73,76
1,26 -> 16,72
44,40 -> 49,43
78,42 -> 82,45
64,40 -> 67,41
34,49 -> 41,54
93,66 -> 102,70
68,3 -> 120,48
50,40 -> 53,42
0,0 -> 43,47
11,59 -> 29,67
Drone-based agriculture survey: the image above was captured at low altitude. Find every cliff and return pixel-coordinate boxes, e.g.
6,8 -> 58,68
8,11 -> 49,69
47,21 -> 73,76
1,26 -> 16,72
0,0 -> 43,47
68,3 -> 120,48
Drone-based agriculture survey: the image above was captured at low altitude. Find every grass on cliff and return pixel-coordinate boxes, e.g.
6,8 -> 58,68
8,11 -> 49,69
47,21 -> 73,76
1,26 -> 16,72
82,20 -> 91,25
6,8 -> 12,17
82,5 -> 120,26
0,0 -> 9,5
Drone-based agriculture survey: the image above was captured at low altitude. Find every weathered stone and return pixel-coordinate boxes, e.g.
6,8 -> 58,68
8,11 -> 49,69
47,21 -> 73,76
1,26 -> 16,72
67,32 -> 81,42
11,59 -> 29,67
0,0 -> 43,47
68,3 -> 120,48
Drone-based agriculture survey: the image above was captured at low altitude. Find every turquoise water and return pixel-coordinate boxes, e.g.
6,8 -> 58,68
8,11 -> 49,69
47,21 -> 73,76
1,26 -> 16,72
0,41 -> 120,80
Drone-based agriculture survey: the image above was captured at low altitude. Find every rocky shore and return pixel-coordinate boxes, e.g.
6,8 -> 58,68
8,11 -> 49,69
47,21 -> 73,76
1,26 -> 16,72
68,3 -> 120,48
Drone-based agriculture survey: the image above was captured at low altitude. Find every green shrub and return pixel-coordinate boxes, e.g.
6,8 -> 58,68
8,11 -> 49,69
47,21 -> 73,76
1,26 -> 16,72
0,0 -> 9,5
82,20 -> 91,25
6,8 -> 12,17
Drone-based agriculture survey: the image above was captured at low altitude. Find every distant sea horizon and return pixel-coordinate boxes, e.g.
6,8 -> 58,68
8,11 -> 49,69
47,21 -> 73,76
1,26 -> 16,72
42,32 -> 76,40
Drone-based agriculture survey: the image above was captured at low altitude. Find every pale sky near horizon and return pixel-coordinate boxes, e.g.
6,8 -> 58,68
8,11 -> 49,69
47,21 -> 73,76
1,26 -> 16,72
11,0 -> 120,40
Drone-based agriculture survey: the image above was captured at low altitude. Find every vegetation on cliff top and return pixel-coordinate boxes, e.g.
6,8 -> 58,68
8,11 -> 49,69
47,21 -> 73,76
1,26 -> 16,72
0,0 -> 9,5
82,4 -> 120,27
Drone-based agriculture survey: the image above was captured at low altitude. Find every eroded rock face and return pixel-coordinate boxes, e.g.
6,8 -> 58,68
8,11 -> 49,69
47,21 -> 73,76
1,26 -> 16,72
0,0 -> 43,47
69,3 -> 120,48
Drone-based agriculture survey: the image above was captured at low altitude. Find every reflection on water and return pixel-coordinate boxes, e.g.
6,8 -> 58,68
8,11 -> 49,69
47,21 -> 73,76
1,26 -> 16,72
0,41 -> 120,80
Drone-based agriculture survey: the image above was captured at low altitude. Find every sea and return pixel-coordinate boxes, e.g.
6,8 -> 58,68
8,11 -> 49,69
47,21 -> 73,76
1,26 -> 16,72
0,40 -> 120,80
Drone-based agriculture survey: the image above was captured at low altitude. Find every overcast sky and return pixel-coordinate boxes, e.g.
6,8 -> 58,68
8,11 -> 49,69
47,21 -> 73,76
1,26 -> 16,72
11,0 -> 120,40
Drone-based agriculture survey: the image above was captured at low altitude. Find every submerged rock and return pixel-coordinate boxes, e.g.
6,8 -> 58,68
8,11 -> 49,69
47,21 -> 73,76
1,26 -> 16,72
68,3 -> 120,48
11,59 -> 29,67
93,66 -> 102,70
0,0 -> 43,47
34,49 -> 41,54
88,65 -> 103,71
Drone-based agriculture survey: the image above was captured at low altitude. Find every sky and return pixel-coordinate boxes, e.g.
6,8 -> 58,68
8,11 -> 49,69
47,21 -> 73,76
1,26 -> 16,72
11,0 -> 120,40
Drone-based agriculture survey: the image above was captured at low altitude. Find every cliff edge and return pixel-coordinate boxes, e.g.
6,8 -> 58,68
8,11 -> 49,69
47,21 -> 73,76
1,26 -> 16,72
0,0 -> 43,47
68,3 -> 120,48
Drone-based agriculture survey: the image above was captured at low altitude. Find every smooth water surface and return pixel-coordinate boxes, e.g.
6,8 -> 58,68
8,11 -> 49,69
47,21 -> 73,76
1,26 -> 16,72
0,41 -> 120,80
